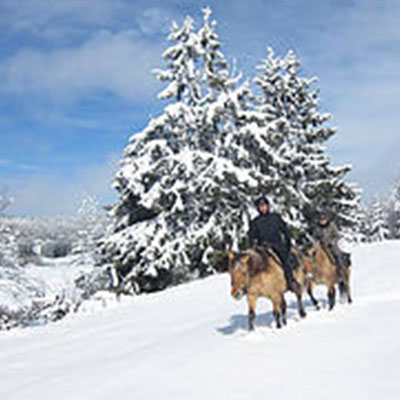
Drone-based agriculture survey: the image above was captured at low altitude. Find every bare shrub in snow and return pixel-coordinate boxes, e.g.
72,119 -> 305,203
0,211 -> 111,330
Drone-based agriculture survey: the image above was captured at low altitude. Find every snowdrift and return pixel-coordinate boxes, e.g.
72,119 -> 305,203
1,241 -> 400,399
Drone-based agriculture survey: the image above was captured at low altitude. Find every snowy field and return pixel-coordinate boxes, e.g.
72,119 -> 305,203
1,241 -> 400,400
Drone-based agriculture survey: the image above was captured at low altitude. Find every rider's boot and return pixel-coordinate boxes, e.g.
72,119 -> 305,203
283,262 -> 301,293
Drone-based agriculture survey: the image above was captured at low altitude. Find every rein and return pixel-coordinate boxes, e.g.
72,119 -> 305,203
265,247 -> 282,268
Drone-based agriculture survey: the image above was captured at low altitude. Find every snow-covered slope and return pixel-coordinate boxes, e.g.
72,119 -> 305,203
1,242 -> 400,400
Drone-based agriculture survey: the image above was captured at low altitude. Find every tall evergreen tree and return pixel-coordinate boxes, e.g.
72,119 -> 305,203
368,197 -> 389,242
355,205 -> 371,243
103,9 -> 256,293
385,177 -> 400,239
250,48 -> 360,237
102,10 -> 362,294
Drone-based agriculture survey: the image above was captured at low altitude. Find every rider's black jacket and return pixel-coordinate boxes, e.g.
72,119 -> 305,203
248,212 -> 292,261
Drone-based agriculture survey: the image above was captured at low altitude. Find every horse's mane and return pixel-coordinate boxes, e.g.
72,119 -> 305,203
307,241 -> 336,267
246,247 -> 271,276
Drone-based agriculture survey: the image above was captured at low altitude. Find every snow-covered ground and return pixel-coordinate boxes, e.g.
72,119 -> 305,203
1,241 -> 400,399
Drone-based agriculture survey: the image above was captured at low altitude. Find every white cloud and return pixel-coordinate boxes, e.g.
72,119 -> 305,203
0,0 -> 177,42
7,153 -> 120,216
1,29 -> 164,102
0,2 -> 179,105
16,164 -> 42,172
138,8 -> 172,35
291,0 -> 400,200
0,0 -> 131,36
2,0 -> 399,204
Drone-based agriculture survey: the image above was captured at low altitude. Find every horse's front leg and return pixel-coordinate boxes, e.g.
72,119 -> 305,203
328,285 -> 336,310
247,295 -> 257,331
295,291 -> 307,318
306,281 -> 320,310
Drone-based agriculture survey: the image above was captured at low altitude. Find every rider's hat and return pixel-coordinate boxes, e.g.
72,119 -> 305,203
255,196 -> 269,208
318,211 -> 329,220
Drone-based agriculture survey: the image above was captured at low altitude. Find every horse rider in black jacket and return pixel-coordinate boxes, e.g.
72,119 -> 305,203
248,197 -> 300,292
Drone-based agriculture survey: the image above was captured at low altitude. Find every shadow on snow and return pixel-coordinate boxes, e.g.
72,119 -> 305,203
217,297 -> 330,335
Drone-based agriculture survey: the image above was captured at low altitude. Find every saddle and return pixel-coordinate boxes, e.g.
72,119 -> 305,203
255,243 -> 300,270
322,243 -> 352,270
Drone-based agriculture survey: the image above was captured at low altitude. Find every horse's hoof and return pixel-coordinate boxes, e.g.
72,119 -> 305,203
300,310 -> 307,318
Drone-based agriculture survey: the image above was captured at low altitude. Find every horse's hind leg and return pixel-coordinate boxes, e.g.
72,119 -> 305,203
343,280 -> 352,304
344,269 -> 353,304
338,268 -> 353,304
281,295 -> 287,325
247,295 -> 257,331
346,282 -> 353,304
328,285 -> 336,310
272,297 -> 283,329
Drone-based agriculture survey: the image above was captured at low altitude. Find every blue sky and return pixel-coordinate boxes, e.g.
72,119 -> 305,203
1,0 -> 399,215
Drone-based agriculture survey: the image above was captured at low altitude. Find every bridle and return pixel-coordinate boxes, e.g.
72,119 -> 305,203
230,258 -> 250,294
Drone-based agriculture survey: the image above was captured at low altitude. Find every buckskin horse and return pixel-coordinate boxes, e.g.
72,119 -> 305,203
227,247 -> 307,331
302,241 -> 352,310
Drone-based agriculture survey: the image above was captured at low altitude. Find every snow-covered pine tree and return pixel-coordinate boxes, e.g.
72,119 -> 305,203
354,204 -> 371,243
250,47 -> 360,238
368,197 -> 389,242
103,8 -> 258,294
75,194 -> 108,257
386,177 -> 400,239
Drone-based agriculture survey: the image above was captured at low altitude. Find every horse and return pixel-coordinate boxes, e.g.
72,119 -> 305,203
291,247 -> 320,312
338,252 -> 352,304
302,242 -> 352,310
227,247 -> 307,331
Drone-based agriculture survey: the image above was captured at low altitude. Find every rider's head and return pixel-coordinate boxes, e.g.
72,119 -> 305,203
256,197 -> 269,215
318,211 -> 329,226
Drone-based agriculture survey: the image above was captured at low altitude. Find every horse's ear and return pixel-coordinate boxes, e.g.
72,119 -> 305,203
242,254 -> 251,265
309,250 -> 317,259
227,249 -> 235,261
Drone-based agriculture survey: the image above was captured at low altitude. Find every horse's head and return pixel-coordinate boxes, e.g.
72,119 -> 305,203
303,243 -> 318,260
227,250 -> 251,300
300,244 -> 319,273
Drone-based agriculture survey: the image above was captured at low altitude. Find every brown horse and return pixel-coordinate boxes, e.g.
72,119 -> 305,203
302,242 -> 352,310
227,247 -> 306,330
